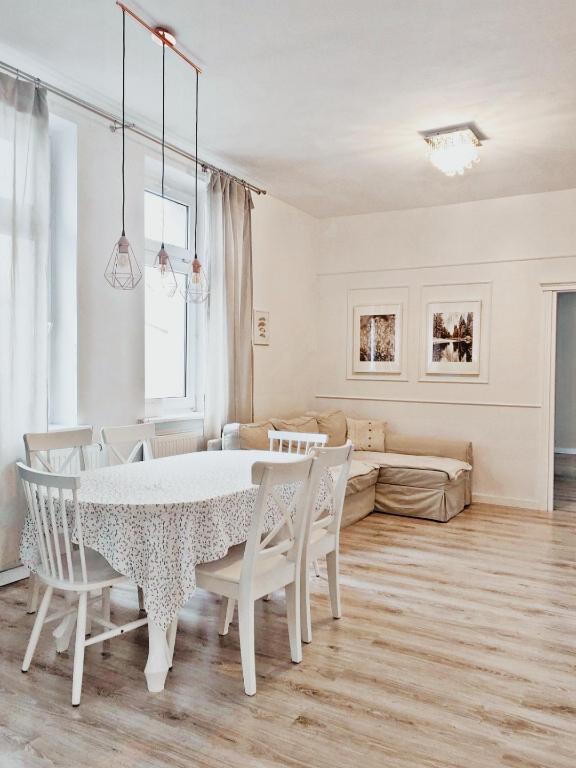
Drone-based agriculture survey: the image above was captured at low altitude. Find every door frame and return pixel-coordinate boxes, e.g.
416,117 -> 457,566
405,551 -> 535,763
541,281 -> 576,512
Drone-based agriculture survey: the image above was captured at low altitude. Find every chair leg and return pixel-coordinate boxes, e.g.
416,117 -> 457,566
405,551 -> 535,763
72,592 -> 88,706
22,586 -> 53,672
313,559 -> 321,578
300,558 -> 312,645
326,549 -> 341,619
285,581 -> 302,664
218,598 -> 235,636
101,587 -> 111,654
168,611 -> 179,668
138,587 -> 145,614
53,593 -> 77,653
237,597 -> 256,696
26,574 -> 41,614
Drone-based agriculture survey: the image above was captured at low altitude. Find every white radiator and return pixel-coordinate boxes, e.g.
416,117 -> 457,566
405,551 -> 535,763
152,433 -> 199,458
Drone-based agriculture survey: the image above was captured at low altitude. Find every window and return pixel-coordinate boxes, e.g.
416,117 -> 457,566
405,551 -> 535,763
144,172 -> 206,417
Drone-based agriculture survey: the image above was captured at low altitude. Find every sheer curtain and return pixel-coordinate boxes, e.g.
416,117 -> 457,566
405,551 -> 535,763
203,173 -> 254,440
0,74 -> 49,573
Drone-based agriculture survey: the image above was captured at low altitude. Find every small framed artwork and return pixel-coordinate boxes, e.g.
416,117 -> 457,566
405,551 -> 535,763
426,300 -> 481,375
352,303 -> 402,374
253,310 -> 270,345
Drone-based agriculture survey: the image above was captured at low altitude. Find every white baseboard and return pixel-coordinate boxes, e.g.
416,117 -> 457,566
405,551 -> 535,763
554,447 -> 576,455
0,565 -> 29,587
472,493 -> 542,510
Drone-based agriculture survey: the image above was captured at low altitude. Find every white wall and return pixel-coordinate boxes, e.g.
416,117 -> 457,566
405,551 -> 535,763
315,189 -> 576,509
555,292 -> 576,452
252,194 -> 318,419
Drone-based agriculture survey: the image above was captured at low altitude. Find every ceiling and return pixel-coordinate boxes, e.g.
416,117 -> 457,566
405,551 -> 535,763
1,0 -> 576,217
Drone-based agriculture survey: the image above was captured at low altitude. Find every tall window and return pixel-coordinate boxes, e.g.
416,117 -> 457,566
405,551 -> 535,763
144,179 -> 205,416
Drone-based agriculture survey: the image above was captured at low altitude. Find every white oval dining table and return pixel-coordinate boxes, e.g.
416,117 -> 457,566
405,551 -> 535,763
20,449 -> 309,693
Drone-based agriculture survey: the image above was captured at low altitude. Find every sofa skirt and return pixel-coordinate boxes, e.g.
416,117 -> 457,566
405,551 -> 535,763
374,473 -> 469,523
342,485 -> 377,528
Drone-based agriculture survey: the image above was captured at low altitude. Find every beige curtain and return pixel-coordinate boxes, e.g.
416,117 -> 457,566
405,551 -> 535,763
0,74 -> 50,573
204,174 -> 254,440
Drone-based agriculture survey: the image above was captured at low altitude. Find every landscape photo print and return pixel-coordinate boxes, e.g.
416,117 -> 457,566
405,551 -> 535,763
353,303 -> 402,374
426,300 -> 481,375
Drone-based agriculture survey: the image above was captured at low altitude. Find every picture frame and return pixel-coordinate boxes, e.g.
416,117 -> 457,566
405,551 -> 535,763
252,310 -> 270,345
352,303 -> 403,374
425,300 -> 481,375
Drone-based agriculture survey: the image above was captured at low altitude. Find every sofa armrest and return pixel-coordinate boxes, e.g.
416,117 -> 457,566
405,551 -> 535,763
207,438 -> 222,451
386,433 -> 473,465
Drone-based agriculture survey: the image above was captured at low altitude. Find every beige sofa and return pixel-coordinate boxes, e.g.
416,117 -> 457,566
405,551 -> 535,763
207,411 -> 473,525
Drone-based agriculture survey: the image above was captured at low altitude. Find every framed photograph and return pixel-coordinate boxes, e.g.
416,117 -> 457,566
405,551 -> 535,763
353,303 -> 402,374
253,310 -> 270,345
426,300 -> 481,375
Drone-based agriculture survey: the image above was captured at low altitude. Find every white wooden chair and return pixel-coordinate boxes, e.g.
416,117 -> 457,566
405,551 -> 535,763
17,462 -> 148,706
24,426 -> 97,475
23,427 -> 101,616
268,429 -> 328,455
100,423 -> 155,465
194,456 -> 316,696
300,441 -> 353,644
267,429 -> 328,579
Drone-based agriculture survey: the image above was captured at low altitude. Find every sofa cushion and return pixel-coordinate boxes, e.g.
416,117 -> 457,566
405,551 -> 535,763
346,418 -> 386,452
271,415 -> 319,434
238,420 -> 274,450
346,462 -> 379,496
307,410 -> 347,446
378,466 -> 453,490
353,451 -> 471,482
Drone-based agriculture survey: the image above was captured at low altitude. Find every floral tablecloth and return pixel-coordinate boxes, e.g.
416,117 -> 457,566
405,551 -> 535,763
20,450 -> 315,630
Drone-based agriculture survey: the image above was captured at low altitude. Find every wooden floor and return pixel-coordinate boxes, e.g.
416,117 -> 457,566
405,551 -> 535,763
1,504 -> 575,768
554,452 -> 576,511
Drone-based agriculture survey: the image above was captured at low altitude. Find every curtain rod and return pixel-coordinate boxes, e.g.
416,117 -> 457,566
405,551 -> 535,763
0,59 -> 266,195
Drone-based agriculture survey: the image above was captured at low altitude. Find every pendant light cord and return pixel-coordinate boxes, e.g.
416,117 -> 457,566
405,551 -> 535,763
161,40 -> 165,247
194,68 -> 198,258
121,8 -> 126,236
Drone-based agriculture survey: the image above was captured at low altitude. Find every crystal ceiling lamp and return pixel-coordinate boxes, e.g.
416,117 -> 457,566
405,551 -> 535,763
105,8 -> 142,290
183,69 -> 209,304
421,124 -> 485,177
152,36 -> 178,297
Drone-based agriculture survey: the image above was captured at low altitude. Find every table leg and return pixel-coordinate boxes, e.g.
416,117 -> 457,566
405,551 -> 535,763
145,620 -> 171,692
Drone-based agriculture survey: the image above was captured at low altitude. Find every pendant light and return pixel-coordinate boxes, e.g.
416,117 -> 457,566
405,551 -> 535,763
152,38 -> 178,297
182,69 -> 209,303
105,8 -> 142,290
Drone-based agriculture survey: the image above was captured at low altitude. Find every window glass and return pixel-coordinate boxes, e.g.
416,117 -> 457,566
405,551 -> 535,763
145,266 -> 187,399
145,191 -> 188,248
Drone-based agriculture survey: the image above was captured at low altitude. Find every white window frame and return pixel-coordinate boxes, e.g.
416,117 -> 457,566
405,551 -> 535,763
144,171 -> 207,419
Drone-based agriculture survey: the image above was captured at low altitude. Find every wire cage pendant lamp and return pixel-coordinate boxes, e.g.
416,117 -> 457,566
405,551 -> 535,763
153,39 -> 178,297
182,70 -> 209,303
105,8 -> 142,290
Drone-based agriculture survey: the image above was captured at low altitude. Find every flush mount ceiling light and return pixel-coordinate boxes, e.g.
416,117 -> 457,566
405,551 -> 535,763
421,124 -> 485,177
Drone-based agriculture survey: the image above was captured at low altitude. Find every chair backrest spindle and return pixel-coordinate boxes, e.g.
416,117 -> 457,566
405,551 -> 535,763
17,462 -> 85,587
268,430 -> 328,455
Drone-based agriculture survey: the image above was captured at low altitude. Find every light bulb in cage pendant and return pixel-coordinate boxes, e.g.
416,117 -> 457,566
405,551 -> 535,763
154,244 -> 178,297
182,255 -> 209,303
105,234 -> 142,290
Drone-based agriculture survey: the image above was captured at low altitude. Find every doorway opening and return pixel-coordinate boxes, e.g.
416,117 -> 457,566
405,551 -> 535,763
553,292 -> 576,511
